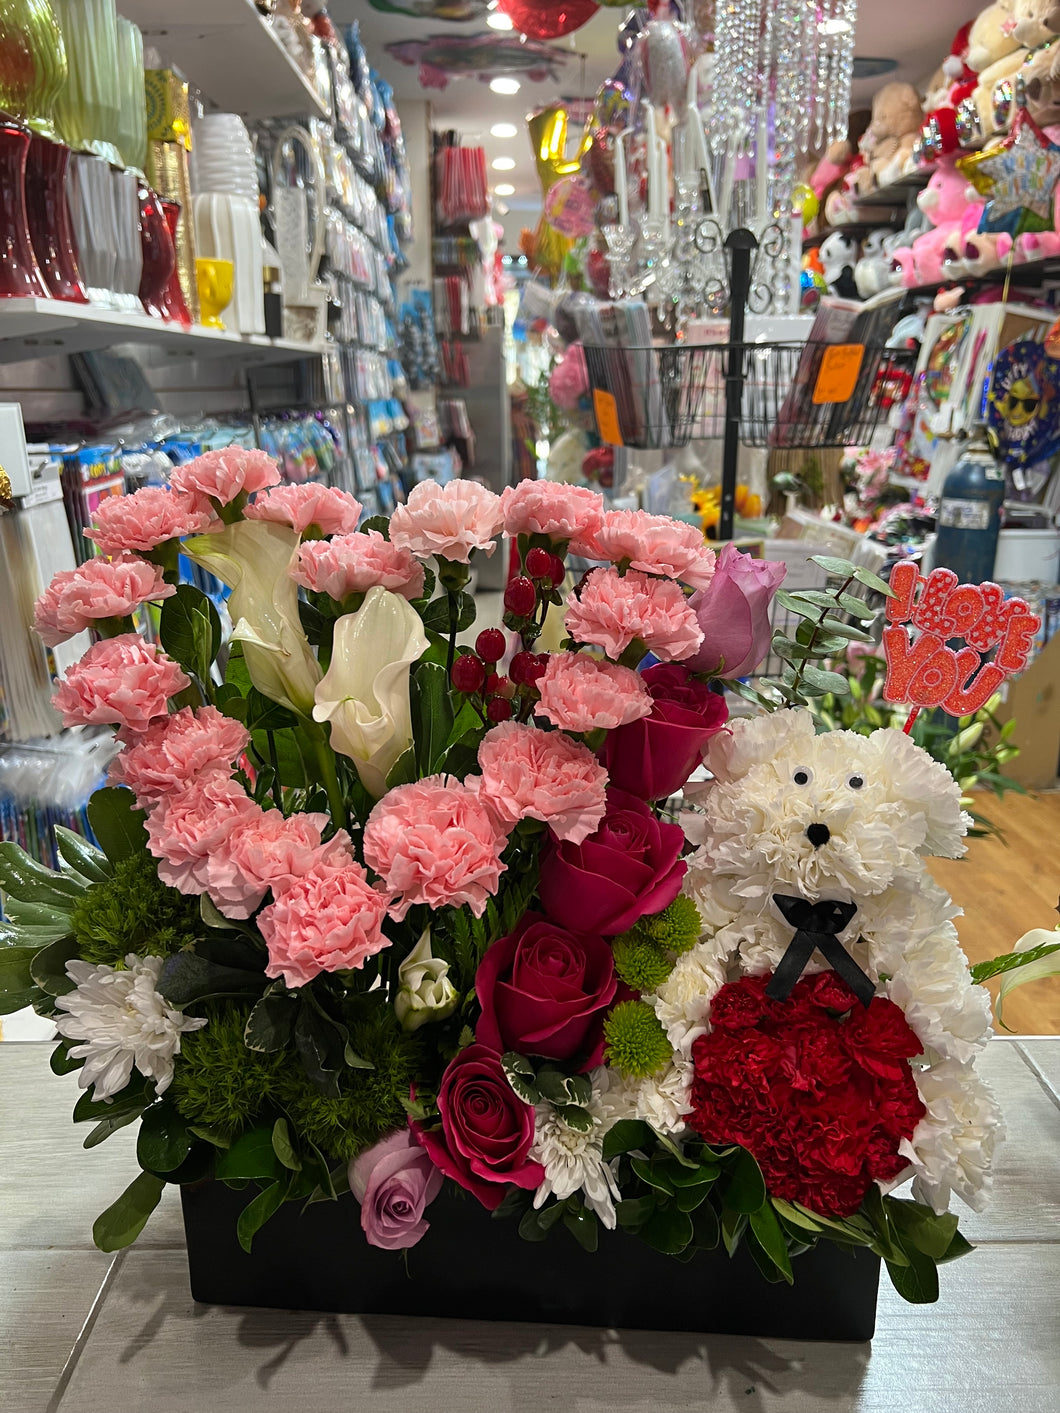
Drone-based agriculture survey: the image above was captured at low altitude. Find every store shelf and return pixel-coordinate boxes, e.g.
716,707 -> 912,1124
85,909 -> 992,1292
118,0 -> 326,121
864,253 -> 1060,307
0,298 -> 325,366
853,170 -> 930,210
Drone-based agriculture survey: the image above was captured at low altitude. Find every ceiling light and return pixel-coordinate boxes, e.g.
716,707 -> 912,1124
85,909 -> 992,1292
819,17 -> 852,34
491,122 -> 518,138
492,156 -> 516,170
490,77 -> 521,95
495,183 -> 515,196
487,11 -> 513,29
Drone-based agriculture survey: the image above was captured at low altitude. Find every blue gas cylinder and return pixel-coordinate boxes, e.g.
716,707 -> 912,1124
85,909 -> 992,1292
933,440 -> 1006,584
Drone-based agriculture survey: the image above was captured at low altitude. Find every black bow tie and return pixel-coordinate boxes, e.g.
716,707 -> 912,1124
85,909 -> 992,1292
765,894 -> 874,1008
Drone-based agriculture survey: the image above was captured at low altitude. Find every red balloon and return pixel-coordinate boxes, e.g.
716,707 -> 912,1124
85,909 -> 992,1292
498,0 -> 598,41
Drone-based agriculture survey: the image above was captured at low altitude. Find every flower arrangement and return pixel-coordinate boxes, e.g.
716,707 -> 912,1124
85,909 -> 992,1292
0,451 -> 1036,1314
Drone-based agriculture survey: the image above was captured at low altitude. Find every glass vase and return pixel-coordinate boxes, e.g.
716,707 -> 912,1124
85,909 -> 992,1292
0,119 -> 47,297
137,180 -> 174,320
159,199 -> 191,326
52,0 -> 121,166
0,0 -> 67,142
25,133 -> 86,301
114,17 -> 146,173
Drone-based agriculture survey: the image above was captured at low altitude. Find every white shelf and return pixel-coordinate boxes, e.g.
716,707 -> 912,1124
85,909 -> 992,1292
0,297 -> 325,366
119,0 -> 326,121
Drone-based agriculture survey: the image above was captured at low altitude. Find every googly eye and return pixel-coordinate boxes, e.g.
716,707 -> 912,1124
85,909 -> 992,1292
792,767 -> 813,786
848,774 -> 865,790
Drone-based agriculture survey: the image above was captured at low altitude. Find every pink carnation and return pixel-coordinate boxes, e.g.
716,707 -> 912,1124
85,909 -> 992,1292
51,635 -> 189,733
565,567 -> 704,664
85,486 -> 216,557
170,445 -> 281,509
389,480 -> 502,564
536,652 -> 652,733
145,776 -> 262,898
259,865 -> 390,988
211,811 -> 355,919
475,721 -> 608,845
499,480 -> 604,545
572,509 -> 716,590
244,483 -> 362,536
109,706 -> 250,804
363,775 -> 507,921
34,553 -> 175,647
292,531 -> 425,602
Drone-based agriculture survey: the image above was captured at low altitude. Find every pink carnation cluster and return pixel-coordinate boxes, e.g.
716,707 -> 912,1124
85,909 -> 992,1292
145,776 -> 262,899
389,480 -> 502,563
258,865 -> 390,988
85,486 -> 216,557
293,530 -> 426,602
51,635 -> 189,733
170,447 -> 280,509
499,479 -> 603,545
573,509 -> 717,590
565,567 -> 704,664
536,652 -> 652,733
474,721 -> 608,845
34,553 -> 175,647
109,706 -> 249,804
212,812 -> 354,919
363,775 -> 508,921
244,483 -> 362,537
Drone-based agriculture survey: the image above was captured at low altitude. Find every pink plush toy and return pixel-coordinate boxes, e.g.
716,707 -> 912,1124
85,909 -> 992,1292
911,161 -> 984,283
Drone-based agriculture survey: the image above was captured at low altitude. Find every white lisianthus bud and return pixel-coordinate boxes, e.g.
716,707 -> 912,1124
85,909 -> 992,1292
395,929 -> 458,1032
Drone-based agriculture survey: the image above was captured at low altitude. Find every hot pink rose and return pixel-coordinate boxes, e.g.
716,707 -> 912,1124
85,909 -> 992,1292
292,531 -> 425,602
499,479 -> 604,545
85,486 -> 216,556
536,652 -> 651,733
349,1129 -> 443,1251
34,553 -> 175,646
476,912 -> 617,1064
389,480 -> 503,563
363,776 -> 507,921
410,1043 -> 544,1210
601,664 -> 729,800
244,483 -> 362,537
685,543 -> 786,677
51,635 -> 189,733
572,509 -> 717,590
170,446 -> 281,509
258,864 -> 390,988
565,567 -> 704,665
145,776 -> 262,898
109,705 -> 249,803
475,720 -> 607,844
537,788 -> 687,936
212,811 -> 354,918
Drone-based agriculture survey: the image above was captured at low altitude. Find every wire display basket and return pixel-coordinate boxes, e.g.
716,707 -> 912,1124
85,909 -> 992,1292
583,341 -> 916,452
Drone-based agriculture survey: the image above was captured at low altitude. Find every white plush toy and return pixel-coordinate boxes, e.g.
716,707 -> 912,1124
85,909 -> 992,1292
654,709 -> 1002,1216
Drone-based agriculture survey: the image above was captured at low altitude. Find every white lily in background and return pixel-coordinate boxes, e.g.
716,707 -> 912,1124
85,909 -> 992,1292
313,585 -> 428,797
394,928 -> 459,1032
183,521 -> 321,717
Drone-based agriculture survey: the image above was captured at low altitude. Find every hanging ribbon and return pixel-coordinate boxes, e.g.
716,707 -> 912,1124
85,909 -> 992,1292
766,894 -> 874,1008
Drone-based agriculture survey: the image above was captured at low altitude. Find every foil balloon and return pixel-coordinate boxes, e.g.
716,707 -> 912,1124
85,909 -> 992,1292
594,77 -> 633,132
581,127 -> 616,199
639,17 -> 691,115
793,183 -> 819,226
958,105 -> 1060,238
986,339 -> 1060,468
497,0 -> 598,39
618,9 -> 648,54
530,216 -> 573,278
545,175 -> 598,238
528,104 -> 592,189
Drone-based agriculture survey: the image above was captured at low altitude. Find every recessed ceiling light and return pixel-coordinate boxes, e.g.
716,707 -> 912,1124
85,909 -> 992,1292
495,183 -> 515,196
490,77 -> 521,95
492,156 -> 516,170
819,17 -> 852,34
487,11 -> 513,29
491,122 -> 518,138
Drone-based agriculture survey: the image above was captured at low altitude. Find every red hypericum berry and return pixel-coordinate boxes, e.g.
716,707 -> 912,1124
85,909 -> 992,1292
475,627 -> 506,663
503,575 -> 536,617
524,653 -> 549,684
509,650 -> 536,685
483,672 -> 500,696
486,696 -> 513,722
450,654 -> 485,693
525,546 -> 553,579
493,675 -> 516,700
548,554 -> 565,586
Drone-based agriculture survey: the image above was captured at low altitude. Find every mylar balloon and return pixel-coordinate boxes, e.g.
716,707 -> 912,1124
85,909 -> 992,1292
986,338 -> 1060,467
528,104 -> 592,191
594,77 -> 633,132
497,0 -> 598,40
545,176 -> 598,238
639,17 -> 692,114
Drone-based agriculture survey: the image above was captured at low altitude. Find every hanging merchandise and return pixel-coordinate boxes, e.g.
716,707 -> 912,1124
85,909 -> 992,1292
385,31 -> 567,91
436,141 -> 489,226
959,100 -> 1060,238
986,337 -> 1060,468
496,0 -> 598,41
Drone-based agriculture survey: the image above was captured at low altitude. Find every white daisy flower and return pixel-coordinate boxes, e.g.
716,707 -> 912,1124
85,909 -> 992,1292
530,1068 -> 622,1228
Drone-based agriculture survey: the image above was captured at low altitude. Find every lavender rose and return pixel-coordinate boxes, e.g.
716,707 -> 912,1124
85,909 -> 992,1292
685,543 -> 786,678
349,1129 -> 443,1250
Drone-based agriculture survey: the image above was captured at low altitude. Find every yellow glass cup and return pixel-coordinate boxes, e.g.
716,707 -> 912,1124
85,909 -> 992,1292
195,256 -> 233,331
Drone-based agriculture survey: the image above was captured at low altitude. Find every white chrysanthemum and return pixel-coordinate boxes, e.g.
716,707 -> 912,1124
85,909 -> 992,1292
600,1058 -> 694,1136
904,1058 -> 1004,1213
882,925 -> 993,1065
650,941 -> 730,1057
56,953 -> 206,1101
530,1068 -> 621,1228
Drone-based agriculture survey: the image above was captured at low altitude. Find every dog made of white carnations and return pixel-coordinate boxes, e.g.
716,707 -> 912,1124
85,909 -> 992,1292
635,708 -> 1003,1216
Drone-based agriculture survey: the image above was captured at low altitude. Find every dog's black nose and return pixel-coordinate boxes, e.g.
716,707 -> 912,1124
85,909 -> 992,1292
806,822 -> 831,849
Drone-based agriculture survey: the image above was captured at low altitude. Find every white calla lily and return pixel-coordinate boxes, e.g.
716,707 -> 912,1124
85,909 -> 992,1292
313,585 -> 429,797
183,521 -> 321,717
394,928 -> 458,1032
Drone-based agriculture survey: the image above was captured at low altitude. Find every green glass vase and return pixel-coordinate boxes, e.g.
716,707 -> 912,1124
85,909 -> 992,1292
0,0 -> 67,142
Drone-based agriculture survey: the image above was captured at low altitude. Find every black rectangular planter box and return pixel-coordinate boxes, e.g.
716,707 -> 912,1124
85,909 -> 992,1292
181,1183 -> 880,1341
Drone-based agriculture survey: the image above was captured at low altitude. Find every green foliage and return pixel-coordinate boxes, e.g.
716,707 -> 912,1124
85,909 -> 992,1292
86,787 -> 149,863
634,895 -> 702,956
612,932 -> 672,992
169,1005 -> 295,1142
93,1171 -> 165,1252
603,1000 -> 672,1078
71,853 -> 203,968
159,583 -> 221,686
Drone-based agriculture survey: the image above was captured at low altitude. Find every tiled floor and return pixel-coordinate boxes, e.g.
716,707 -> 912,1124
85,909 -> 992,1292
2,1038 -> 1059,1412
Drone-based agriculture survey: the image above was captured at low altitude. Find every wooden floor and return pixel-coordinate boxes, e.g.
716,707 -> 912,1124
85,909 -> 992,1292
929,788 -> 1060,1035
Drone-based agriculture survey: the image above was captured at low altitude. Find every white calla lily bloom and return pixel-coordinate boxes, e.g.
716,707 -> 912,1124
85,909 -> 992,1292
394,928 -> 459,1031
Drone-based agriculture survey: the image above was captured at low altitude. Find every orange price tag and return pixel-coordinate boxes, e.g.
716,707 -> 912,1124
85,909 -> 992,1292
593,389 -> 624,447
812,344 -> 865,404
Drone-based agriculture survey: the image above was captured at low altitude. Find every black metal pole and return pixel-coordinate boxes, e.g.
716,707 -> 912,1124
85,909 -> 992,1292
720,228 -> 757,542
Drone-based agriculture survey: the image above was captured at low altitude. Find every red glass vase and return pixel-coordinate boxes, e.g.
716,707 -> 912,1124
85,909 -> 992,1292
159,198 -> 191,326
137,181 -> 175,320
0,118 -> 47,297
25,135 -> 87,303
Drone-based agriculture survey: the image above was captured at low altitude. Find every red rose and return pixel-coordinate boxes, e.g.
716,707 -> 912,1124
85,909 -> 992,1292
410,1044 -> 544,1211
600,664 -> 728,801
475,912 -> 617,1064
537,788 -> 686,937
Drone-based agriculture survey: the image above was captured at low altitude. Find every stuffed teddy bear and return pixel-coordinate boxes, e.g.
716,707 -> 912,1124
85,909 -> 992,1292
1021,41 -> 1060,122
855,229 -> 901,298
911,160 -> 983,284
1011,0 -> 1060,61
818,229 -> 860,298
966,1 -> 1027,136
857,82 -> 925,190
671,709 -> 1001,1216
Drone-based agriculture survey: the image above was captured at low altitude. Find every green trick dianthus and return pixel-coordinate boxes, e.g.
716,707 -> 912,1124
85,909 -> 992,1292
635,895 -> 702,956
603,1000 -> 672,1079
71,852 -> 203,968
169,1004 -> 292,1141
612,931 -> 672,993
